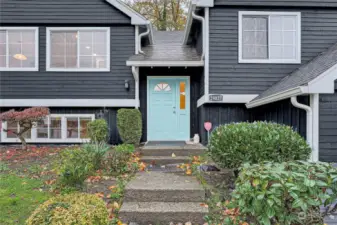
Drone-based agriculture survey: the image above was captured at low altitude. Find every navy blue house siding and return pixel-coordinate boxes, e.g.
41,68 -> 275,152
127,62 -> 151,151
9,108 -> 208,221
209,6 -> 337,95
0,0 -> 136,99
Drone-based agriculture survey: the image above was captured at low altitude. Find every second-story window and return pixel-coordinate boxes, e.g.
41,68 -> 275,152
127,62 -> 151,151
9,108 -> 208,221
239,12 -> 301,64
46,28 -> 110,71
0,27 -> 38,71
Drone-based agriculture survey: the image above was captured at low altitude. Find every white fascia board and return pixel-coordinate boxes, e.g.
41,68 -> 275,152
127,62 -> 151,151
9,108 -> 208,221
126,60 -> 204,67
105,0 -> 149,25
0,99 -> 137,107
246,87 -> 307,108
307,63 -> 337,94
197,94 -> 258,107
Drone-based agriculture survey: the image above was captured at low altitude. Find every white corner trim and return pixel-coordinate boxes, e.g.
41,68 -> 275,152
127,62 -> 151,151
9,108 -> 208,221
197,94 -> 258,107
307,63 -> 337,94
0,27 -> 39,71
1,114 -> 95,143
105,0 -> 149,25
46,27 -> 110,72
238,11 -> 301,64
311,94 -> 319,162
0,99 -> 137,107
126,60 -> 204,67
246,87 -> 307,108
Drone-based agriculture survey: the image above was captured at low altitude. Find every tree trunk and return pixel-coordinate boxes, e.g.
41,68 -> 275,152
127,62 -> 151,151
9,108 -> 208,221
18,135 -> 27,150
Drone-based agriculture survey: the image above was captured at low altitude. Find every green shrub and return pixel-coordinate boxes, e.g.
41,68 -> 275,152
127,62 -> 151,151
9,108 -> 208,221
208,122 -> 311,169
225,162 -> 337,225
82,143 -> 110,170
55,148 -> 94,187
104,144 -> 135,174
26,193 -> 108,225
87,119 -> 109,143
117,109 -> 142,145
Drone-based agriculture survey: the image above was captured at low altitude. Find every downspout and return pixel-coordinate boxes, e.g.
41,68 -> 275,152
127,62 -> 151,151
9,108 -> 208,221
192,8 -> 209,97
135,25 -> 139,54
291,96 -> 313,161
138,25 -> 150,54
132,66 -> 140,109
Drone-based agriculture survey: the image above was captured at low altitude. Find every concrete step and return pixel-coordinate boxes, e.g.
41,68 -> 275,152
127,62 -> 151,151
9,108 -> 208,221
119,202 -> 208,224
124,172 -> 205,202
141,156 -> 190,165
141,147 -> 205,157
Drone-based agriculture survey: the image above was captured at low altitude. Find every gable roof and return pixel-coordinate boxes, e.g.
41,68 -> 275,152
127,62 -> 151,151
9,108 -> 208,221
105,0 -> 149,25
127,31 -> 203,67
247,43 -> 337,108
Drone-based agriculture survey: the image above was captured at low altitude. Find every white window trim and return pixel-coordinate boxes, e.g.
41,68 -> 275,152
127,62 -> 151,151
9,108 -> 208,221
46,27 -> 110,72
0,27 -> 39,71
238,11 -> 301,64
1,114 -> 95,143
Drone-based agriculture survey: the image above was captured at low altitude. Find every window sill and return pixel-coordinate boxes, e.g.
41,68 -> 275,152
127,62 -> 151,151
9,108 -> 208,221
46,68 -> 110,72
238,59 -> 301,64
0,67 -> 39,71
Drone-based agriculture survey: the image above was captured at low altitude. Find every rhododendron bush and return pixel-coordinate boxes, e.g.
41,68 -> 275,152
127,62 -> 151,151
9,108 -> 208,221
0,107 -> 50,149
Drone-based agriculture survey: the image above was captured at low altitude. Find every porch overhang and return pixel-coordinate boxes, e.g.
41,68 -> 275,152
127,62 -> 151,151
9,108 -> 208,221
126,60 -> 204,67
246,86 -> 308,108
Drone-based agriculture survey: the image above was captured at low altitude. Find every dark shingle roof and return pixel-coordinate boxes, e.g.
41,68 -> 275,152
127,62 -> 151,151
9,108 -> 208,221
127,31 -> 202,63
252,43 -> 337,101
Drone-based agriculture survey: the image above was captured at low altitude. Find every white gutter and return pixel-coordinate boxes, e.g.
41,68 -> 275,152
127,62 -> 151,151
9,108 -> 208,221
138,26 -> 150,54
135,25 -> 139,54
291,96 -> 314,161
246,86 -> 308,108
126,60 -> 204,67
192,11 -> 205,59
131,66 -> 140,108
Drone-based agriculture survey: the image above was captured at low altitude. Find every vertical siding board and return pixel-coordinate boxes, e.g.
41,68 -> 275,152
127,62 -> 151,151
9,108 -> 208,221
209,7 -> 337,95
319,87 -> 337,162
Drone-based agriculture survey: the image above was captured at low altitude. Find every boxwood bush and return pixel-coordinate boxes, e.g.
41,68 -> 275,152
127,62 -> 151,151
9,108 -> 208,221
87,119 -> 109,143
117,109 -> 142,145
26,193 -> 109,225
208,121 -> 311,169
224,162 -> 337,225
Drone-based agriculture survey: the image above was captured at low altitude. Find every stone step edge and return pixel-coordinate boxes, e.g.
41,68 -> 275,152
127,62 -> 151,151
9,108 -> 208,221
120,201 -> 209,213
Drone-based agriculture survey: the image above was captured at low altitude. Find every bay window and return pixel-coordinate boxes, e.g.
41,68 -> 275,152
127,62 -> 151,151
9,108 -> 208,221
1,114 -> 95,143
0,27 -> 38,71
238,11 -> 301,64
46,27 -> 110,71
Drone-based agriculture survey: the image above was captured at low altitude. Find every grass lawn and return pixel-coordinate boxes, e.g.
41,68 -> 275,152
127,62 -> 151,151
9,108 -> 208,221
0,174 -> 52,225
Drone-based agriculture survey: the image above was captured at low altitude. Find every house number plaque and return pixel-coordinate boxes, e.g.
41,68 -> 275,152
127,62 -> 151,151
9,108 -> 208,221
209,95 -> 223,102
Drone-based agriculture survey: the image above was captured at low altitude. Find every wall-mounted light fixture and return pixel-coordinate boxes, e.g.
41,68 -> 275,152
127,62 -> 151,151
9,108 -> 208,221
125,80 -> 130,90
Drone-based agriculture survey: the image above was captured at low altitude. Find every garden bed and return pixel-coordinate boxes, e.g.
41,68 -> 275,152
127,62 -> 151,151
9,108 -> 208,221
0,144 -> 143,224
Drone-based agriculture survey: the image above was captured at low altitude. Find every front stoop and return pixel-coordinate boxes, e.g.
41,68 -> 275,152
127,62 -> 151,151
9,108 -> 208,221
140,142 -> 206,166
119,172 -> 208,224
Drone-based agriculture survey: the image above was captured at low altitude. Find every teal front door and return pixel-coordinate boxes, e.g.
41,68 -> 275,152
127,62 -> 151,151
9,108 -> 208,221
147,77 -> 190,141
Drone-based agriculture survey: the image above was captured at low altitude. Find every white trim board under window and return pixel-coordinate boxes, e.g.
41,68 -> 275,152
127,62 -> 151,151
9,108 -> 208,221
46,27 -> 110,72
0,27 -> 39,71
1,114 -> 95,143
238,11 -> 301,64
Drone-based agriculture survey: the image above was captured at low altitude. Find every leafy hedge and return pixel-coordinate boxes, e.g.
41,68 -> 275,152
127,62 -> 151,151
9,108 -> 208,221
87,119 -> 109,143
225,162 -> 337,225
117,109 -> 142,145
207,122 -> 311,169
26,193 -> 108,225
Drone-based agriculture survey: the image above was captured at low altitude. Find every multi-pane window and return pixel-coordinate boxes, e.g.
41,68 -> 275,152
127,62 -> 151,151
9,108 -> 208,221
2,114 -> 95,142
239,12 -> 301,63
0,27 -> 38,70
47,28 -> 110,71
